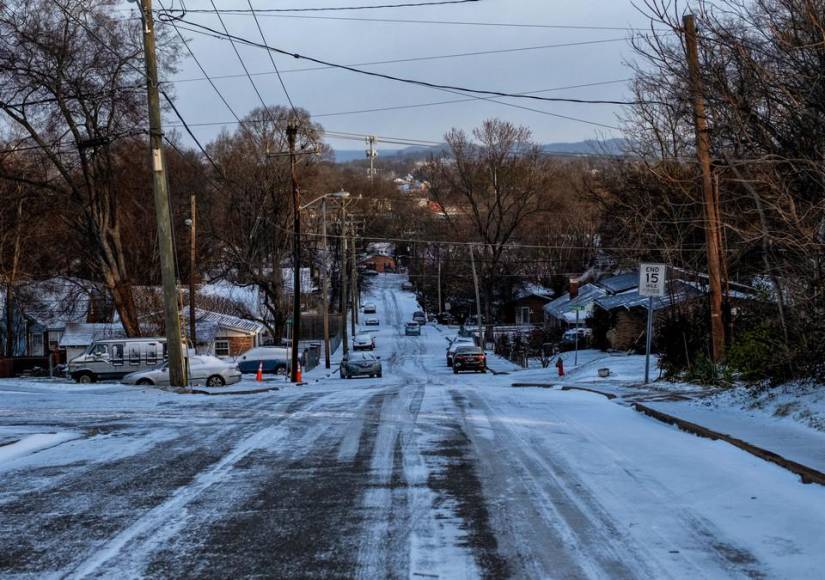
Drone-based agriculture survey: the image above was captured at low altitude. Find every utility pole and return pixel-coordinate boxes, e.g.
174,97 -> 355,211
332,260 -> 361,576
350,222 -> 357,337
684,14 -> 726,362
187,194 -> 197,348
321,198 -> 331,368
287,122 -> 302,382
140,0 -> 185,387
340,204 -> 349,356
437,248 -> 442,316
366,135 -> 377,181
469,244 -> 483,351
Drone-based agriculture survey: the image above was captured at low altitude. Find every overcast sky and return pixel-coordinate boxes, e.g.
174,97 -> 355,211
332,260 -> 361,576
153,0 -> 653,151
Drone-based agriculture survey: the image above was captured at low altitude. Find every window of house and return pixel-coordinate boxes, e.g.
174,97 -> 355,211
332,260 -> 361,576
215,340 -> 230,357
29,333 -> 44,356
519,306 -> 531,324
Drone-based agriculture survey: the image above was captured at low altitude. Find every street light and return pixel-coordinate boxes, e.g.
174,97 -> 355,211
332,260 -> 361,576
300,190 -> 350,369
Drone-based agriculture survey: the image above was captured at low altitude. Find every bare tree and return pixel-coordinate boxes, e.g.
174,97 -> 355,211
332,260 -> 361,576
203,106 -> 328,340
426,119 -> 557,320
0,0 -> 180,336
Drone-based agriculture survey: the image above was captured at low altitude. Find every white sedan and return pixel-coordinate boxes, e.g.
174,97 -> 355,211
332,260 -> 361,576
121,355 -> 242,387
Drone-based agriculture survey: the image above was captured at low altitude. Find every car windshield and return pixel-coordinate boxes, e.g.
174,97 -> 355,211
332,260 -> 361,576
350,352 -> 376,361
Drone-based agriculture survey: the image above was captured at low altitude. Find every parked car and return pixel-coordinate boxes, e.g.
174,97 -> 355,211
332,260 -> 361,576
364,317 -> 380,326
436,312 -> 456,325
68,337 -> 180,383
236,346 -> 293,375
412,311 -> 427,325
362,303 -> 377,314
446,337 -> 475,367
353,334 -> 376,351
362,269 -> 379,277
401,281 -> 414,291
340,352 -> 382,379
561,327 -> 592,345
405,322 -> 421,336
121,355 -> 241,387
452,346 -> 487,374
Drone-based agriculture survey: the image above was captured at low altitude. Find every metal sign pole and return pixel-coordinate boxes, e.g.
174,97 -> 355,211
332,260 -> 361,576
639,263 -> 666,385
644,296 -> 654,384
574,308 -> 579,367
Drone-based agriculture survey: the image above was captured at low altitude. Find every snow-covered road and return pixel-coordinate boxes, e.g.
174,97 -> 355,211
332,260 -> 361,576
2,274 -> 825,578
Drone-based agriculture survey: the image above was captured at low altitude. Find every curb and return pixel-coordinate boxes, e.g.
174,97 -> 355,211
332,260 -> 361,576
634,403 -> 825,486
488,368 -> 510,376
560,386 -> 617,400
512,382 -> 554,389
191,386 -> 279,396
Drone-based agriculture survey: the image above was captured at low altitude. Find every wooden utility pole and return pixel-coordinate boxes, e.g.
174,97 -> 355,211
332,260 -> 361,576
340,204 -> 349,356
469,244 -> 483,351
350,223 -> 357,337
188,194 -> 197,348
684,13 -> 726,362
437,248 -> 442,315
141,0 -> 185,387
321,198 -> 331,368
287,122 -> 302,382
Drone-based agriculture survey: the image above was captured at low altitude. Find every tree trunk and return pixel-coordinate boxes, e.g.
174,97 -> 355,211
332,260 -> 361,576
5,198 -> 24,357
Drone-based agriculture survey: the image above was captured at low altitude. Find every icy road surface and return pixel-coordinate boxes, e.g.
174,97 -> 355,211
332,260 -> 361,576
2,275 -> 825,578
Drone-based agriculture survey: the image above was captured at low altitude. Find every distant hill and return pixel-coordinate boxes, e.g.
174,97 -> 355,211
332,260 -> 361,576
333,138 -> 626,163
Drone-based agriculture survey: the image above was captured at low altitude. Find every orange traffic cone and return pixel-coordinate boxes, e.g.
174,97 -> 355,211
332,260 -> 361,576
295,362 -> 303,383
256,361 -> 263,382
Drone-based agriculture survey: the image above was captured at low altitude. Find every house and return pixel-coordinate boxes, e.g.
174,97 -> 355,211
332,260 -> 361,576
184,308 -> 266,357
360,254 -> 396,273
591,269 -> 758,351
544,283 -> 606,329
0,278 -> 103,360
500,284 -> 554,325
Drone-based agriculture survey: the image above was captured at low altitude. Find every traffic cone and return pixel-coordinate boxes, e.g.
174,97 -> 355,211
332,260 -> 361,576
295,361 -> 303,383
256,361 -> 263,382
556,357 -> 565,377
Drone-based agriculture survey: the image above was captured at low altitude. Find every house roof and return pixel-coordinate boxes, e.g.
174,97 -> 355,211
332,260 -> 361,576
59,323 -> 126,347
594,280 -> 704,312
514,283 -> 554,301
185,308 -> 265,337
596,271 -> 639,294
2,277 -> 98,329
543,283 -> 606,321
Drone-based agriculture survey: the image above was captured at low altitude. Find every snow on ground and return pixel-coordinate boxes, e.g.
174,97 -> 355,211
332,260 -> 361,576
1,273 -> 825,578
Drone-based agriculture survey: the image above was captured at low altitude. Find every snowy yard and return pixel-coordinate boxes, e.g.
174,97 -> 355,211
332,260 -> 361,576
1,275 -> 824,578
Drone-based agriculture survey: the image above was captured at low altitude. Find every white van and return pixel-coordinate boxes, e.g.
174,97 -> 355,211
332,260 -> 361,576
67,337 -> 185,383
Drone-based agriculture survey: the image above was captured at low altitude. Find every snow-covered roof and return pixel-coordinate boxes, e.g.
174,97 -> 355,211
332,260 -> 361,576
59,322 -> 126,347
366,242 -> 394,256
594,280 -> 704,312
596,271 -> 639,294
543,283 -> 606,321
185,308 -> 265,336
1,277 -> 98,329
199,281 -> 261,318
514,283 -> 554,301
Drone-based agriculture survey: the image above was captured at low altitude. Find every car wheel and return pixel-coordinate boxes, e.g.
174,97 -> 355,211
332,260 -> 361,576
207,375 -> 225,387
76,372 -> 94,384
447,360 -> 453,367
453,368 -> 458,374
377,372 -> 382,378
137,378 -> 153,386
275,366 -> 287,376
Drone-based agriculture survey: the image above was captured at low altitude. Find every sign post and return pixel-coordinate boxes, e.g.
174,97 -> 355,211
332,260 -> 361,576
639,263 -> 667,384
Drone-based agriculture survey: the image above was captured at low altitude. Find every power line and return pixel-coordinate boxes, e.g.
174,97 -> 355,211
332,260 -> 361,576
157,0 -> 244,125
171,0 -> 481,13
165,37 -> 634,84
170,12 -> 666,31
246,0 -> 296,112
159,14 -> 651,106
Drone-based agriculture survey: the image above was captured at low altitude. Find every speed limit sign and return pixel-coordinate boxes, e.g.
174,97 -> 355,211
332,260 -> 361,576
639,263 -> 667,297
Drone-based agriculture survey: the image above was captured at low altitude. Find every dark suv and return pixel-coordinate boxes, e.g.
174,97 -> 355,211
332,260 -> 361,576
452,346 -> 487,374
412,311 -> 426,325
